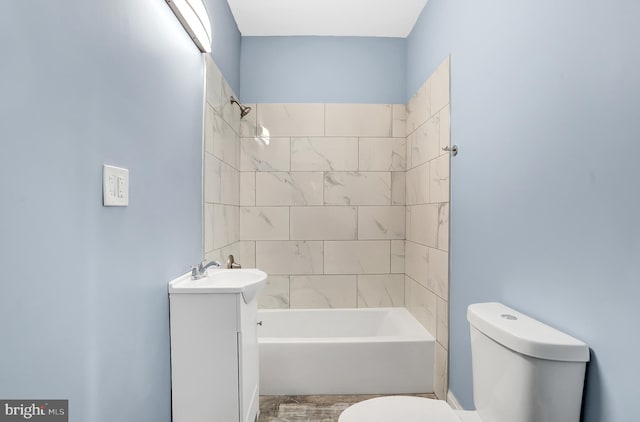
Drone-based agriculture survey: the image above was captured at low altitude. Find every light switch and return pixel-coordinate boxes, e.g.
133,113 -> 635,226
117,176 -> 126,198
108,175 -> 116,197
103,165 -> 129,207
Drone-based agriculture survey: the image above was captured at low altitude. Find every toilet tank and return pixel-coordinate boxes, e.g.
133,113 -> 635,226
467,303 -> 589,422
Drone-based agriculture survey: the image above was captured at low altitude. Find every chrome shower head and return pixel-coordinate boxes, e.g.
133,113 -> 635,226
230,96 -> 252,119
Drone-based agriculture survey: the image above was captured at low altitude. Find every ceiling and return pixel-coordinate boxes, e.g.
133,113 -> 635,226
226,0 -> 430,38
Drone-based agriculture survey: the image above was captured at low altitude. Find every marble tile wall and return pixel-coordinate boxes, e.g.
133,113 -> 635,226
208,54 -> 451,400
243,103 -> 407,310
405,56 -> 451,400
203,56 -> 251,266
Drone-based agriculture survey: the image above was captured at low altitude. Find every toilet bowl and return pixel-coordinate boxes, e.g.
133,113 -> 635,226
338,396 -> 464,422
338,396 -> 484,422
339,302 -> 590,422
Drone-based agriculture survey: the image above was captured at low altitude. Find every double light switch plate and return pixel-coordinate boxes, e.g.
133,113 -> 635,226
103,164 -> 129,207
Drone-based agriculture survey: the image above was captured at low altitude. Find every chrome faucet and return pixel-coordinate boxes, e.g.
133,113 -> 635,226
191,259 -> 221,280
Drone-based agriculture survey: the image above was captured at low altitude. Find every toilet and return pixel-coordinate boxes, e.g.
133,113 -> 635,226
339,302 -> 590,422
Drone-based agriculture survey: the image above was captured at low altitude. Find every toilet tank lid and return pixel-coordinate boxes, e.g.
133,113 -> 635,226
467,302 -> 590,362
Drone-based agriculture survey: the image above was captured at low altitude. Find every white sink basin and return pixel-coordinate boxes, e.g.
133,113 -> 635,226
169,268 -> 267,303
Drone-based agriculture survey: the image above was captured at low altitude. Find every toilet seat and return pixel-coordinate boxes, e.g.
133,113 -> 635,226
338,396 -> 461,422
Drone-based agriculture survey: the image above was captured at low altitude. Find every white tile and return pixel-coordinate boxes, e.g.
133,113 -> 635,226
390,240 -> 405,274
406,163 -> 430,205
391,172 -> 406,205
221,77 -> 241,134
211,111 -> 239,169
240,103 -> 258,137
358,206 -> 405,240
406,129 -> 416,167
204,55 -> 223,113
406,277 -> 438,337
204,104 -> 215,154
204,203 -> 214,253
431,56 -> 450,115
411,116 -> 440,168
435,342 -> 448,400
324,241 -> 390,274
428,248 -> 449,300
204,152 -> 222,204
325,104 -> 392,137
240,207 -> 289,240
359,138 -> 406,171
240,172 -> 255,206
256,241 -> 323,275
257,104 -> 324,137
437,203 -> 449,252
406,204 -> 439,247
220,162 -> 239,206
290,275 -> 357,309
430,154 -> 450,203
357,275 -> 404,308
291,137 -> 358,171
324,172 -> 391,206
404,275 -> 410,308
236,240 -> 256,268
259,275 -> 290,309
437,296 -> 448,348
406,128 -> 413,170
256,172 -> 323,206
407,79 -> 431,134
439,105 -> 450,150
240,137 -> 290,171
392,104 -> 406,138
213,204 -> 239,250
290,206 -> 357,240
405,241 -> 429,289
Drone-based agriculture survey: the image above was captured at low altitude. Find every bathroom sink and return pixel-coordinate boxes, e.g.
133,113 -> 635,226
169,268 -> 267,303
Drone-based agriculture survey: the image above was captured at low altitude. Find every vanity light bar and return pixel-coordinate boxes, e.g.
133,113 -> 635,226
166,0 -> 212,53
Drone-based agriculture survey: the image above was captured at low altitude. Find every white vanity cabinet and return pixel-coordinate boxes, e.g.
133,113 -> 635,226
168,269 -> 266,422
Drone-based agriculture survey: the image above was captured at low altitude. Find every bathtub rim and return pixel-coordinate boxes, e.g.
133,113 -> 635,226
257,307 -> 436,344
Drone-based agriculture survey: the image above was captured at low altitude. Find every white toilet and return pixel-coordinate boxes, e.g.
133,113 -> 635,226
339,302 -> 590,422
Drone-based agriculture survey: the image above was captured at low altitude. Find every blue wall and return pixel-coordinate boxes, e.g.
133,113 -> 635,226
204,0 -> 241,94
3,1 -> 638,420
407,1 -> 640,421
0,0 -> 238,420
240,36 -> 406,103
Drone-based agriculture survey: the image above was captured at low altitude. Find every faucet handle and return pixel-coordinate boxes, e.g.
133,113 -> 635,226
198,259 -> 208,271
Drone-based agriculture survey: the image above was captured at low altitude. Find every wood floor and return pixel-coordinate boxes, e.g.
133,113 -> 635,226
258,394 -> 437,422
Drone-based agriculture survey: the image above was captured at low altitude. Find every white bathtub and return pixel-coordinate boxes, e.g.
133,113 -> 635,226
258,307 -> 435,395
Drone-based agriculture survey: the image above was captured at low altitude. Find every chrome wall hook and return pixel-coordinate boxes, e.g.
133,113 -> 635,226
442,145 -> 459,157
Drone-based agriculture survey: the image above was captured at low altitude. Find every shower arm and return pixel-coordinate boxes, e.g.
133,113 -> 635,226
230,96 -> 252,119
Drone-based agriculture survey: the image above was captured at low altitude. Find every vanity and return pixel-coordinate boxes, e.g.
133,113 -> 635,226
169,268 -> 267,422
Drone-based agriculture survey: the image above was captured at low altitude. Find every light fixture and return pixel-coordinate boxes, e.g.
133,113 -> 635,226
166,0 -> 212,53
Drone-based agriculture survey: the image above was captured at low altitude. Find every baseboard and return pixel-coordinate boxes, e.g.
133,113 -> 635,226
447,391 -> 463,410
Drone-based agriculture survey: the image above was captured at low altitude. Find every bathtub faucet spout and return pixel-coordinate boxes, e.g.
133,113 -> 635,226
227,254 -> 241,269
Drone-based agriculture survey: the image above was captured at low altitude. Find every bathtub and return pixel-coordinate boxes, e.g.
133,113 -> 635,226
257,307 -> 435,395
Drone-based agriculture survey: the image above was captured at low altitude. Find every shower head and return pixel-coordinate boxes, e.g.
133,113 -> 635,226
240,104 -> 252,118
230,96 -> 252,119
